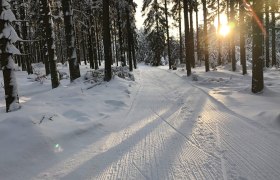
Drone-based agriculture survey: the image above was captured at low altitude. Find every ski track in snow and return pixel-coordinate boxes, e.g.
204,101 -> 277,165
25,67 -> 280,180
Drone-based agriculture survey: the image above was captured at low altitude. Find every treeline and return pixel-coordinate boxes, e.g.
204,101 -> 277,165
139,0 -> 279,93
0,0 -> 138,112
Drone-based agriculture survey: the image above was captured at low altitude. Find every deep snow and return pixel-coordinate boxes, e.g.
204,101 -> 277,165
0,63 -> 280,180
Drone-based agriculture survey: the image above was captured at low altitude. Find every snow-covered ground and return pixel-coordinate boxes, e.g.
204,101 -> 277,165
0,63 -> 280,180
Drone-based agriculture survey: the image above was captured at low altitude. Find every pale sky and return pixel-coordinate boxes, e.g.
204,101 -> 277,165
135,1 -> 144,29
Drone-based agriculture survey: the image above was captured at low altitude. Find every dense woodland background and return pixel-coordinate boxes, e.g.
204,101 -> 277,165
0,0 -> 279,112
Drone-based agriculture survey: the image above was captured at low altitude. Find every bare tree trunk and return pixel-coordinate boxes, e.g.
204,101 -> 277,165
87,14 -> 94,69
230,0 -> 236,71
217,0 -> 222,65
41,0 -> 60,88
126,0 -> 133,71
202,0 -> 209,72
62,0 -> 81,82
179,0 -> 183,65
239,0 -> 247,75
183,0 -> 191,76
164,0 -> 172,69
265,0 -> 270,67
271,1 -> 276,67
103,0 -> 112,81
189,4 -> 195,68
252,0 -> 264,93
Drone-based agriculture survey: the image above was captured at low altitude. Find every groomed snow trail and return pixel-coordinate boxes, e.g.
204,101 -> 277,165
34,66 -> 280,180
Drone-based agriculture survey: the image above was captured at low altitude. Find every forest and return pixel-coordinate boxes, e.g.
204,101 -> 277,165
0,0 -> 279,112
1,1 -> 280,179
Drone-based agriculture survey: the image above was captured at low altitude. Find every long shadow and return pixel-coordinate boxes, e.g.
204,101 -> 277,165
60,107 -> 177,179
61,87 -> 209,180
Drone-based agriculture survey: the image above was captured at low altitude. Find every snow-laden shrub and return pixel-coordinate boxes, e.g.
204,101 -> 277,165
83,66 -> 135,85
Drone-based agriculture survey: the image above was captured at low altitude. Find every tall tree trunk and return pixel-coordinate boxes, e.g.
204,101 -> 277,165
195,1 -> 200,65
230,0 -> 236,71
271,1 -> 276,67
217,0 -> 222,65
87,14 -> 94,69
189,4 -> 195,68
113,20 -> 119,66
0,0 -> 20,112
183,0 -> 191,76
202,0 -> 209,72
239,0 -> 247,75
117,3 -> 125,66
41,0 -> 60,88
131,31 -> 137,69
252,0 -> 264,93
265,0 -> 270,67
179,0 -> 183,65
126,1 -> 133,71
95,22 -> 102,66
62,0 -> 81,82
103,0 -> 112,81
75,23 -> 81,64
81,26 -> 87,65
57,23 -> 65,64
164,0 -> 172,69
92,18 -> 99,70
19,0 -> 32,74
226,0 -> 231,63
43,42 -> 50,75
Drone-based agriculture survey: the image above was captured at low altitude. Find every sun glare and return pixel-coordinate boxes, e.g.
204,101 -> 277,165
214,14 -> 231,37
214,14 -> 228,27
219,25 -> 230,37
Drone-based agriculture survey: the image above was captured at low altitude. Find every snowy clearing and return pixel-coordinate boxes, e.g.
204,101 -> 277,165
1,64 -> 280,180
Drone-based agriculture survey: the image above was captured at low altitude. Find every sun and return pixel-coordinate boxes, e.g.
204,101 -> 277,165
219,24 -> 230,37
214,14 -> 230,37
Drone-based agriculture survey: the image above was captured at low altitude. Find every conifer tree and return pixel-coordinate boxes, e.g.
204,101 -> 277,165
142,0 -> 166,66
62,0 -> 81,82
0,0 -> 21,112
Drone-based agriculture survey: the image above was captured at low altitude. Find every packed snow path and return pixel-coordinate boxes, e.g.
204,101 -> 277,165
4,66 -> 280,180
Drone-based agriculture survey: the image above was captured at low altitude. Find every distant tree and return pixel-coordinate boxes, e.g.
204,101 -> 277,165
136,29 -> 149,63
103,0 -> 112,81
164,0 -> 173,69
0,0 -> 21,112
202,0 -> 209,72
183,0 -> 191,75
147,29 -> 166,66
142,0 -> 166,66
171,0 -> 183,65
189,1 -> 195,68
251,0 -> 264,93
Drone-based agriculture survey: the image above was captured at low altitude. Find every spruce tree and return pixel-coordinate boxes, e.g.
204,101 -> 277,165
0,0 -> 20,112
